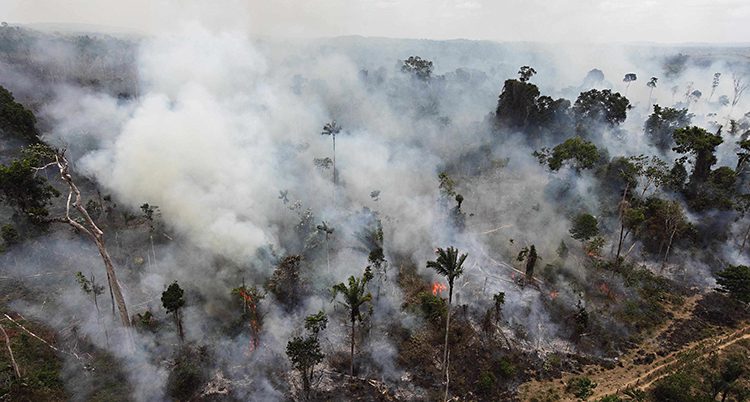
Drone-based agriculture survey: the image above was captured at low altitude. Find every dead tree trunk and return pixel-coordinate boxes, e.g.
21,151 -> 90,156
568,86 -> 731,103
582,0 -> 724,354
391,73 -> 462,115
0,322 -> 21,379
52,153 -> 131,328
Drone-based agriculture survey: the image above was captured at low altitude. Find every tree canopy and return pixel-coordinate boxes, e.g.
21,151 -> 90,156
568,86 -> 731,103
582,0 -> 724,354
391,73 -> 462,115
573,89 -> 631,127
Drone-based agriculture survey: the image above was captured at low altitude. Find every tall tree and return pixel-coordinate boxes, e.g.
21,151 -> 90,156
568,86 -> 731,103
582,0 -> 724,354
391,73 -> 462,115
161,281 -> 186,341
0,85 -> 39,142
331,271 -> 372,377
731,73 -> 748,115
573,89 -> 631,127
232,284 -> 265,352
623,73 -> 637,96
517,245 -> 538,280
672,126 -> 723,186
38,149 -> 131,328
426,246 -> 467,392
321,120 -> 341,188
647,76 -> 658,106
644,105 -> 692,153
287,311 -> 327,399
570,213 -> 599,243
716,265 -> 750,304
534,136 -> 600,172
709,72 -> 721,102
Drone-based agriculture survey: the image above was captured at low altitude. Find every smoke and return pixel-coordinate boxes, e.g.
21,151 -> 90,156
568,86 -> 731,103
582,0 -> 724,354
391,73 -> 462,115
1,6 -> 750,399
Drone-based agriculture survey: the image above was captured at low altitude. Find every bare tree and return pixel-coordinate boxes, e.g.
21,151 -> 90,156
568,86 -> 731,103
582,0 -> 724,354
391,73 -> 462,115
731,73 -> 748,115
0,321 -> 21,379
36,150 -> 131,327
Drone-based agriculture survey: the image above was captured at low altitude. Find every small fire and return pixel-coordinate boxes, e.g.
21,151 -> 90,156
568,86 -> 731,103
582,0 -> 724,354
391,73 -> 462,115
549,290 -> 559,300
432,282 -> 447,296
239,289 -> 260,355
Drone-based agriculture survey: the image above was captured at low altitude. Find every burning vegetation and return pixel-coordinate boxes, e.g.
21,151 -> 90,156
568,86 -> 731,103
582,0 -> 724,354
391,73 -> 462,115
1,13 -> 750,402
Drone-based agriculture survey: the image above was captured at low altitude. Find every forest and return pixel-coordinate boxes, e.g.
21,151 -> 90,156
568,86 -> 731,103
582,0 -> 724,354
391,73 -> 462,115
1,18 -> 750,402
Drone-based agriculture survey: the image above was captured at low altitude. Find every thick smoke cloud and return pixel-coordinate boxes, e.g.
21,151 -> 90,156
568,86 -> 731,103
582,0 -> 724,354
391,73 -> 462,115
1,5 -> 749,399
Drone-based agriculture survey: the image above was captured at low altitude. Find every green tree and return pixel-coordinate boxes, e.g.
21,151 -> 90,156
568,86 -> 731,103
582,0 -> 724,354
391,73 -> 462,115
623,73 -> 637,96
517,245 -> 538,280
535,137 -> 600,171
638,197 -> 688,269
1,223 -> 19,245
672,126 -> 723,186
495,66 -> 571,140
709,72 -> 721,102
321,120 -> 341,187
647,76 -> 658,105
716,265 -> 750,303
426,246 -> 467,388
331,271 -> 372,377
0,85 -> 39,142
570,213 -> 599,242
267,255 -> 305,311
0,152 -> 60,224
287,311 -> 327,399
566,376 -> 597,400
401,56 -> 433,81
161,281 -> 186,341
644,105 -> 692,153
573,89 -> 631,127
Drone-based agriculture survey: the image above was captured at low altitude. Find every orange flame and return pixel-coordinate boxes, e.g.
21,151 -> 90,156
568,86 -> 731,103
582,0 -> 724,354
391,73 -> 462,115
432,282 -> 447,296
239,289 -> 260,354
549,290 -> 559,300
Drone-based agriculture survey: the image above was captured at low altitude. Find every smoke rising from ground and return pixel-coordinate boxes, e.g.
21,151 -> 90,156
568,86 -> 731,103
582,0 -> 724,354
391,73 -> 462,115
1,7 -> 749,399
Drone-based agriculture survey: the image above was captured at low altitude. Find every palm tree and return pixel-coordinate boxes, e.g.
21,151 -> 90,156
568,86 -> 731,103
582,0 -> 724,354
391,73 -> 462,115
321,121 -> 341,186
426,247 -> 467,382
331,272 -> 372,377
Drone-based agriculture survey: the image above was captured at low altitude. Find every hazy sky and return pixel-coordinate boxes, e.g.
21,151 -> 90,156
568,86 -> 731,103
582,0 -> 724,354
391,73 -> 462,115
3,0 -> 749,43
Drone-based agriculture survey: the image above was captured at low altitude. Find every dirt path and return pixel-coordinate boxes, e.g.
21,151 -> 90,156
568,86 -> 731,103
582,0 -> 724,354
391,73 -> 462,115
518,295 -> 750,401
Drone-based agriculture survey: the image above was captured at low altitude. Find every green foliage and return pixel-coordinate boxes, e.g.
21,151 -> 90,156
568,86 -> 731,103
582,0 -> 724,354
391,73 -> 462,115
1,223 -> 19,245
566,376 -> 597,400
426,246 -> 467,302
401,56 -> 433,80
0,321 -> 65,400
74,271 -> 104,296
166,345 -> 209,401
304,310 -> 328,336
574,303 -> 589,335
438,171 -> 457,198
287,335 -> 324,385
637,197 -> 688,255
518,66 -> 537,82
267,255 -> 304,310
0,153 -> 60,224
535,136 -> 600,171
331,271 -> 373,323
672,126 -> 723,186
477,370 -> 496,394
161,281 -> 185,313
518,244 -> 538,278
650,372 -> 700,402
570,213 -> 599,241
687,166 -> 736,211
493,291 -> 505,319
597,395 -> 622,402
0,85 -> 38,142
418,291 -> 447,323
495,67 -> 571,137
716,265 -> 750,303
497,356 -> 516,378
573,89 -> 631,126
644,105 -> 692,152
